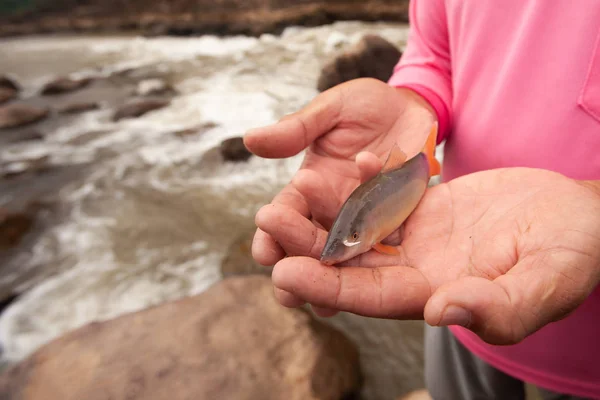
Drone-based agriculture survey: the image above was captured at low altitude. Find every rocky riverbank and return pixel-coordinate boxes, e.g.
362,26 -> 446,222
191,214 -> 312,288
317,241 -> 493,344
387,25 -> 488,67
0,23 -> 428,400
0,0 -> 409,38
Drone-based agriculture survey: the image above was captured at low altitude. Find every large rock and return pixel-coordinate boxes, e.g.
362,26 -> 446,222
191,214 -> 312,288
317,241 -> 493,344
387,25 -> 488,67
0,1 -> 410,37
41,77 -> 93,95
113,98 -> 170,121
0,276 -> 362,400
318,34 -> 403,92
0,104 -> 49,130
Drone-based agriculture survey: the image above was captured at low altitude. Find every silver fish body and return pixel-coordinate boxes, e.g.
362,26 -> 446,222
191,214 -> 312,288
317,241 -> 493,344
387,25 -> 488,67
320,152 -> 430,265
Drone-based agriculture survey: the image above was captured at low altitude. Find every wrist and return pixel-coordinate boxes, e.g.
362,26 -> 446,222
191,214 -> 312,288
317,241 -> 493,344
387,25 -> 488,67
394,85 -> 449,144
395,87 -> 437,116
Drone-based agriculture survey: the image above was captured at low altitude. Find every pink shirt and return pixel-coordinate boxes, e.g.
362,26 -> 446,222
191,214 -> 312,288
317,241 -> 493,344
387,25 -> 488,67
389,0 -> 600,398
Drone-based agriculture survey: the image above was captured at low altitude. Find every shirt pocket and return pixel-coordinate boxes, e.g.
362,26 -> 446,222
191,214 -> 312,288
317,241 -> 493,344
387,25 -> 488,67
578,29 -> 600,123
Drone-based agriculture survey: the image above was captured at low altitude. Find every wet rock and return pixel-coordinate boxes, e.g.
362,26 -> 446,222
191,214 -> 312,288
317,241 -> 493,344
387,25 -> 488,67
57,101 -> 100,114
0,88 -> 17,104
136,79 -> 176,96
0,76 -> 20,92
0,208 -> 34,250
0,275 -> 362,400
0,104 -> 49,130
66,129 -> 112,146
317,34 -> 403,92
173,121 -> 219,137
41,77 -> 93,95
113,99 -> 170,121
1,155 -> 52,180
6,130 -> 44,144
222,230 -> 272,277
220,137 -> 252,162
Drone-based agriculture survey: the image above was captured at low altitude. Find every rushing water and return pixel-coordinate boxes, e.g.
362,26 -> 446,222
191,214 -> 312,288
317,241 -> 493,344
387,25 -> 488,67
0,22 -> 438,399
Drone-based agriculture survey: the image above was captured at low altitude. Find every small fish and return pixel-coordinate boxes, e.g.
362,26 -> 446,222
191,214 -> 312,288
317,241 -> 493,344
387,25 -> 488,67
320,122 -> 441,266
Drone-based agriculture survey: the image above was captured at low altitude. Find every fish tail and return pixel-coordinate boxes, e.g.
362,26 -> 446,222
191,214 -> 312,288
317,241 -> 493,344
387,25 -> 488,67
423,121 -> 441,177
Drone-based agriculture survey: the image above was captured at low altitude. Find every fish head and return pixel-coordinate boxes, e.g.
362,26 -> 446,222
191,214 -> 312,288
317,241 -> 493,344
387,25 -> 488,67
320,199 -> 375,266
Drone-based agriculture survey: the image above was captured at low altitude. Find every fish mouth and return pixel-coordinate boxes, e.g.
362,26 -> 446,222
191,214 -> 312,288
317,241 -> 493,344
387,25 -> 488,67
320,258 -> 337,266
320,237 -> 364,266
320,238 -> 345,265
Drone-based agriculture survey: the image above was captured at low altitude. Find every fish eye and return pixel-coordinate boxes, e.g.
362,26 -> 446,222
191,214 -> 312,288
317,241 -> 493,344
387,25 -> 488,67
352,232 -> 359,240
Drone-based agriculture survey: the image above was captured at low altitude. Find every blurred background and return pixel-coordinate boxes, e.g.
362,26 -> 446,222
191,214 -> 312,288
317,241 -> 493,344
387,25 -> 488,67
0,1 -> 438,399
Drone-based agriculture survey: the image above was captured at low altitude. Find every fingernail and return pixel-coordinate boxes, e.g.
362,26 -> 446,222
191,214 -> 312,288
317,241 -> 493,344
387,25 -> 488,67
438,305 -> 471,327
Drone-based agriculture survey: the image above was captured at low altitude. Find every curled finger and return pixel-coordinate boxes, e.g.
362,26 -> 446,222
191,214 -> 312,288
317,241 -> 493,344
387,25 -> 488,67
255,203 -> 328,259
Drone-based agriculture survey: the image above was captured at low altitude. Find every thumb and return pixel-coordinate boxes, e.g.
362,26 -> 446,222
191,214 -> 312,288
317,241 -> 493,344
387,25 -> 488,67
424,276 -> 531,345
423,265 -> 591,346
243,87 -> 343,159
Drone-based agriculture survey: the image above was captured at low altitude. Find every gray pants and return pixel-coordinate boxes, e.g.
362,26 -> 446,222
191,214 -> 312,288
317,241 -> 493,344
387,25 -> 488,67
424,325 -> 591,400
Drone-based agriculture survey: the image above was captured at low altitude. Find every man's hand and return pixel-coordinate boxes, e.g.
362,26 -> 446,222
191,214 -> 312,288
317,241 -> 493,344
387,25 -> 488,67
260,165 -> 600,345
244,78 -> 437,316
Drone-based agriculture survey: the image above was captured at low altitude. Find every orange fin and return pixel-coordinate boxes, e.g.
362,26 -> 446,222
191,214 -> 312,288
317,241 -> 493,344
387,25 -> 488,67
381,143 -> 408,173
373,242 -> 401,256
423,122 -> 441,177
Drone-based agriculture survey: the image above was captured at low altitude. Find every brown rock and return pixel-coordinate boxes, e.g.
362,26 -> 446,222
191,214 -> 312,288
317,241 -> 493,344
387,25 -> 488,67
0,104 -> 49,130
220,137 -> 252,162
173,121 -> 219,137
221,230 -> 272,277
317,34 -> 403,92
0,88 -> 17,104
66,129 -> 112,146
113,99 -> 170,121
57,101 -> 100,114
0,208 -> 34,250
41,77 -> 93,95
0,75 -> 20,91
6,130 -> 44,143
0,275 -> 362,400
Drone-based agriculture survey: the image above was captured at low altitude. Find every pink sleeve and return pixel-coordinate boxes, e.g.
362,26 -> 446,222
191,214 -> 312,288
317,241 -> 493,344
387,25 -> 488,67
388,0 -> 453,144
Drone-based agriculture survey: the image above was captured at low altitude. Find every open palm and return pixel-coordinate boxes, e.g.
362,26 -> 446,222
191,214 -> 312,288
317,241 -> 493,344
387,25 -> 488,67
263,166 -> 600,344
